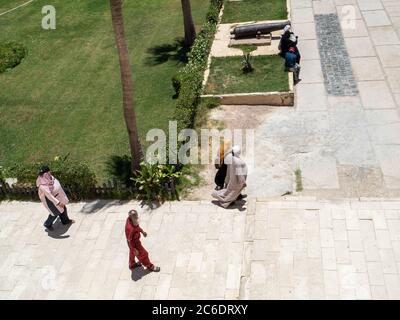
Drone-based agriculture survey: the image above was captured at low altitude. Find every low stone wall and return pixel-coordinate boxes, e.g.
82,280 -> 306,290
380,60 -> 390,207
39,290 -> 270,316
202,72 -> 295,106
202,91 -> 294,106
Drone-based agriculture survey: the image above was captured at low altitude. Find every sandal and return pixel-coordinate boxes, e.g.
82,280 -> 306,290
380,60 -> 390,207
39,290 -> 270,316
150,266 -> 161,272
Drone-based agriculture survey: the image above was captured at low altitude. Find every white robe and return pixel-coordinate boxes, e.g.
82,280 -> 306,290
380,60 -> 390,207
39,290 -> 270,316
212,154 -> 247,208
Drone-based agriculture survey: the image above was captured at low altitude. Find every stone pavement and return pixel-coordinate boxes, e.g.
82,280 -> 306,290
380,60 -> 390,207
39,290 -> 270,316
235,0 -> 400,199
1,197 -> 400,299
0,200 -> 246,300
242,197 -> 400,299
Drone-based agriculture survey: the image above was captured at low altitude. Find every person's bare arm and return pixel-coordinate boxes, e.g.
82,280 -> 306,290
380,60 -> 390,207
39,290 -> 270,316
40,185 -> 64,207
140,227 -> 147,237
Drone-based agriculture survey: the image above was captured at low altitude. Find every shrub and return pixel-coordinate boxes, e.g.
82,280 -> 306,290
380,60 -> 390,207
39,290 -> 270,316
4,154 -> 97,200
171,74 -> 182,98
106,155 -> 134,187
132,162 -> 182,202
0,41 -> 27,73
173,0 -> 224,135
0,166 -> 5,183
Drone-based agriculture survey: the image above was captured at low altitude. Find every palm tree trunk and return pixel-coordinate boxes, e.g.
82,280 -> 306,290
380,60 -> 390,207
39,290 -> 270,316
109,0 -> 143,172
181,0 -> 196,47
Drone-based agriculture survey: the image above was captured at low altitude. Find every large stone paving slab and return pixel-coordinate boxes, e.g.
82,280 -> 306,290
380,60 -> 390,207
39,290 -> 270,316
344,37 -> 376,57
376,45 -> 400,68
358,81 -> 397,108
362,10 -> 391,27
351,57 -> 385,81
374,146 -> 400,189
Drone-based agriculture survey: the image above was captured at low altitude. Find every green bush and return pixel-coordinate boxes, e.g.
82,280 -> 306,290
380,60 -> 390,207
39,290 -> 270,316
4,154 -> 97,200
132,162 -> 182,202
0,41 -> 27,73
171,74 -> 182,98
106,154 -> 134,187
173,0 -> 224,134
0,166 -> 5,183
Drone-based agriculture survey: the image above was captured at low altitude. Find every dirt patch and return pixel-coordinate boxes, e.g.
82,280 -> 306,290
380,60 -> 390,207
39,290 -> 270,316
184,104 -> 274,200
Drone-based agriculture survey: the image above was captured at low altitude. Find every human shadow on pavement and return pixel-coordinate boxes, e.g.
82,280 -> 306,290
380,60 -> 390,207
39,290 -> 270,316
131,266 -> 151,282
211,198 -> 247,212
45,219 -> 71,239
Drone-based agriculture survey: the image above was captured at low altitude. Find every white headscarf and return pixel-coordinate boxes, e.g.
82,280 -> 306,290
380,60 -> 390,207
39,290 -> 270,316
283,25 -> 291,33
232,145 -> 241,157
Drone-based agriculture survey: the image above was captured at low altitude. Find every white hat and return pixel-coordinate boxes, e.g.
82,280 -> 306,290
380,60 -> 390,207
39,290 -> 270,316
283,25 -> 291,33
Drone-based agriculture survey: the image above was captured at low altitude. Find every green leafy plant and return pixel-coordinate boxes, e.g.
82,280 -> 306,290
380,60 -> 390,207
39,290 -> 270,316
0,41 -> 27,73
132,162 -> 182,201
242,52 -> 254,73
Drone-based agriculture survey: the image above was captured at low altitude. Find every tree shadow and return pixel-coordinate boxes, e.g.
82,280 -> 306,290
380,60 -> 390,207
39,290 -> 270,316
131,266 -> 151,282
45,219 -> 72,239
80,199 -> 125,214
145,38 -> 189,66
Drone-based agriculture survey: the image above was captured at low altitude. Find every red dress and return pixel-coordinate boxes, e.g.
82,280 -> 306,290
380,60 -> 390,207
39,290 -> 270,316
125,218 -> 154,270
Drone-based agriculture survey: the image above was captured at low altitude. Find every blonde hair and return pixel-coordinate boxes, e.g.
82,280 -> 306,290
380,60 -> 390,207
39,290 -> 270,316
219,139 -> 232,164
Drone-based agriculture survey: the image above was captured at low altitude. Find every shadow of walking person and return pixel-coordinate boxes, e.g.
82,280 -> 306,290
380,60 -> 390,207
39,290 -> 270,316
131,266 -> 151,282
45,218 -> 72,239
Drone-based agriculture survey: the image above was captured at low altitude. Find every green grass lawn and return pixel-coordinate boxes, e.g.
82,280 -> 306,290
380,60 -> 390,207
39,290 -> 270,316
0,0 -> 209,180
205,55 -> 289,94
221,0 -> 288,23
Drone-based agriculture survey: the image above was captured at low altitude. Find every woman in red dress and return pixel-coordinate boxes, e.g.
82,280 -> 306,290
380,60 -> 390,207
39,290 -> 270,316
125,209 -> 160,272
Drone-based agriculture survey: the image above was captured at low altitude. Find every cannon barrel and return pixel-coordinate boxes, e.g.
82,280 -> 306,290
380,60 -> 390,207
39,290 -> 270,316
231,20 -> 291,39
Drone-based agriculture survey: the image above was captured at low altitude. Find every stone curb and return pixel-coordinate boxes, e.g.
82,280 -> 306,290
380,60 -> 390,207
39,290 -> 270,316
201,86 -> 294,106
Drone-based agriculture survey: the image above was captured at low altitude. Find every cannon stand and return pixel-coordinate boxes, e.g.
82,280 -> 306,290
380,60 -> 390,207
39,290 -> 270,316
229,32 -> 272,47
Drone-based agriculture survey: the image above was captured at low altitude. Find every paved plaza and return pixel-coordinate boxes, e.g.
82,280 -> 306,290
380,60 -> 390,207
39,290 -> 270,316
1,198 -> 400,299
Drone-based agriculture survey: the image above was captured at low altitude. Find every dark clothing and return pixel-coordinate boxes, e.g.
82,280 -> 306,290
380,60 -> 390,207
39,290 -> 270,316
279,31 -> 298,56
43,196 -> 71,228
285,52 -> 301,83
215,163 -> 228,189
285,52 -> 297,68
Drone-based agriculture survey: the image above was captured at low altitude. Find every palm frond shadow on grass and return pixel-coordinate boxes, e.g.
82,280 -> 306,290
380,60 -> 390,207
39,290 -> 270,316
145,38 -> 189,66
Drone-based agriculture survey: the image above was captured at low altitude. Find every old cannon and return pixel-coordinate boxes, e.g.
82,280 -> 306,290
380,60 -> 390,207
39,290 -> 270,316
231,20 -> 291,39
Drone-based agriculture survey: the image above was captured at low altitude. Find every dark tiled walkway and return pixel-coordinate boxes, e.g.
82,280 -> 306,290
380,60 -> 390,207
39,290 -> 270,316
315,14 -> 358,96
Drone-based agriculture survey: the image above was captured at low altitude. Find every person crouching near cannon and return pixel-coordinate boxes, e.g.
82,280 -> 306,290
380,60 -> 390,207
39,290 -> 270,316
279,25 -> 301,64
285,47 -> 302,85
125,209 -> 160,272
36,165 -> 75,231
